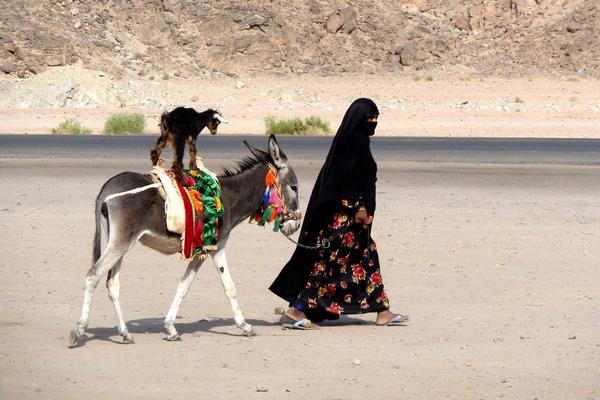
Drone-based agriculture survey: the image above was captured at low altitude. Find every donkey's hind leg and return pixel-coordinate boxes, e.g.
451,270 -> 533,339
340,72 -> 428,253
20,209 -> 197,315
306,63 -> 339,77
106,261 -> 134,344
70,243 -> 129,347
211,246 -> 254,336
164,257 -> 207,341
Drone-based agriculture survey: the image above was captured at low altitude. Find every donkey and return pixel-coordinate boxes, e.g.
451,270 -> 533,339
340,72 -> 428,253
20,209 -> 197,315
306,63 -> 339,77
69,135 -> 301,346
150,107 -> 227,183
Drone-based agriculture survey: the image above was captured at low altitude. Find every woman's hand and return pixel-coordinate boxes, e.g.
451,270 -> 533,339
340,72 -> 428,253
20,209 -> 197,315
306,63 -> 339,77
354,207 -> 373,227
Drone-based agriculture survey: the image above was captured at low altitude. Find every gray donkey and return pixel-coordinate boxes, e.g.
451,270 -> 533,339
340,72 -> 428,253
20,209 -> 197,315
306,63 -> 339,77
69,135 -> 301,346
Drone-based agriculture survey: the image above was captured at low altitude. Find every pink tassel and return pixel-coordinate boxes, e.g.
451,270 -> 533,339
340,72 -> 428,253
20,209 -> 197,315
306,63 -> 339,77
269,190 -> 279,205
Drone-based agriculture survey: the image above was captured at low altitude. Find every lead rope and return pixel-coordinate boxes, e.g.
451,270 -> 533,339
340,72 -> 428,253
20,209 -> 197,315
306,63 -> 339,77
284,235 -> 331,250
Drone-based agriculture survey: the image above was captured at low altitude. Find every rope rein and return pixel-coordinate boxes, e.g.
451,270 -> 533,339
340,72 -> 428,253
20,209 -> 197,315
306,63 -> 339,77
284,235 -> 331,250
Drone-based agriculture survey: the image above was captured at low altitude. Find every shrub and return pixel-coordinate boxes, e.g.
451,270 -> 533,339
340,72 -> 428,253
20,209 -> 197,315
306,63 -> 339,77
304,116 -> 331,134
514,97 -> 524,104
265,116 -> 331,135
104,113 -> 146,135
51,118 -> 92,135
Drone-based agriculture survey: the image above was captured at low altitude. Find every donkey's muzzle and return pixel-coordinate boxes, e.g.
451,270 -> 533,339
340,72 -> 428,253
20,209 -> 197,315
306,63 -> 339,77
281,212 -> 302,222
280,212 -> 302,237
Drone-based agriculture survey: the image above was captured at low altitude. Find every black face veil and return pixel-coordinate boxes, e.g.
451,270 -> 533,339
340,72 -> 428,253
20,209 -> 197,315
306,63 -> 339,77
303,97 -> 379,231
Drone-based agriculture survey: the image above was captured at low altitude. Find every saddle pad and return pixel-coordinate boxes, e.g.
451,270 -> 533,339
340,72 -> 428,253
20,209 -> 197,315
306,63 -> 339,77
152,166 -> 186,234
150,162 -> 223,260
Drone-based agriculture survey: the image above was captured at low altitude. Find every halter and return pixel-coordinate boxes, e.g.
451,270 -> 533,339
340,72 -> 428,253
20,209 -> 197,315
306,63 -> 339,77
251,163 -> 301,232
252,164 -> 333,249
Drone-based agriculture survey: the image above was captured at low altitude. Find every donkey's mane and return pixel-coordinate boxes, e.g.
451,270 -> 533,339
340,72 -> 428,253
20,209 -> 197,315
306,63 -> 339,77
219,152 -> 270,178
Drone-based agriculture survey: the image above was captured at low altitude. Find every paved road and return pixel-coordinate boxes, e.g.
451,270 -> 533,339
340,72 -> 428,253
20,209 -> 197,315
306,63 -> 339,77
1,134 -> 600,165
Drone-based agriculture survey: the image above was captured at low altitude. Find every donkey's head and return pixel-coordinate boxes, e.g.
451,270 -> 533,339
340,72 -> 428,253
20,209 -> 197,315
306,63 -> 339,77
205,109 -> 228,135
245,135 -> 301,237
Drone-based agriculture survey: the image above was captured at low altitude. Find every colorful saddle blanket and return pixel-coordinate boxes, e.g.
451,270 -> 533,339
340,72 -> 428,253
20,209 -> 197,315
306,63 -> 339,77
151,163 -> 223,260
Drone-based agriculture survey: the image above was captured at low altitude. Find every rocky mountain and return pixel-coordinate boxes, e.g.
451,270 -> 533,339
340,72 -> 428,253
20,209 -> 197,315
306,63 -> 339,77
1,0 -> 598,78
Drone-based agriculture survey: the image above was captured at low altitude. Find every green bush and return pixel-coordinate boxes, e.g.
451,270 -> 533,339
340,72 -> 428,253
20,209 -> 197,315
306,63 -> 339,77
51,119 -> 92,135
103,113 -> 146,135
265,115 -> 331,135
304,116 -> 331,133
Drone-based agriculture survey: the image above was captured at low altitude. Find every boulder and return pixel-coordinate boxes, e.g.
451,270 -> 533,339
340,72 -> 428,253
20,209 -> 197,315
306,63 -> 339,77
0,63 -> 15,74
325,6 -> 357,34
566,22 -> 581,33
233,36 -> 253,53
454,14 -> 471,31
46,56 -> 63,66
396,43 -> 418,66
162,0 -> 175,12
326,13 -> 344,34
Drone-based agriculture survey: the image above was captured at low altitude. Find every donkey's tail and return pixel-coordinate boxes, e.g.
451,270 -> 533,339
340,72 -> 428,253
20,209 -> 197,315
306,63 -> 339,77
92,193 -> 107,265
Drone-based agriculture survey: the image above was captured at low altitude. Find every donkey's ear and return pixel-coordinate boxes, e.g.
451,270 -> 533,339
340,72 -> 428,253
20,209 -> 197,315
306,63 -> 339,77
243,140 -> 268,159
268,134 -> 287,168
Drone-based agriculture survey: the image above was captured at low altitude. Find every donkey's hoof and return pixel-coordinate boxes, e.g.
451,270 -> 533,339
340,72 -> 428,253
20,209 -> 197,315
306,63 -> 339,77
122,334 -> 135,344
165,334 -> 181,342
242,326 -> 256,337
68,330 -> 81,347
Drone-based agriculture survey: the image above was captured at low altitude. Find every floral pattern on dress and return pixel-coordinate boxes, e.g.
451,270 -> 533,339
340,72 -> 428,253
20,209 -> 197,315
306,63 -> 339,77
295,201 -> 389,316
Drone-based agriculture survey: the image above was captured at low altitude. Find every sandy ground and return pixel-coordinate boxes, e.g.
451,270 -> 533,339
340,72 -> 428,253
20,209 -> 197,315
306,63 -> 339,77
0,154 -> 599,399
1,73 -> 600,138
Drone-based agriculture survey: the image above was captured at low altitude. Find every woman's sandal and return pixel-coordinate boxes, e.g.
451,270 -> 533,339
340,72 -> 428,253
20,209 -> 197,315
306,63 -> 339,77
282,318 -> 319,330
377,314 -> 409,326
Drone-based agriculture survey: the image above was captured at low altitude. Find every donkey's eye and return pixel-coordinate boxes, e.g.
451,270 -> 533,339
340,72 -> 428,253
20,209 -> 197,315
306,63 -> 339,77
290,185 -> 298,193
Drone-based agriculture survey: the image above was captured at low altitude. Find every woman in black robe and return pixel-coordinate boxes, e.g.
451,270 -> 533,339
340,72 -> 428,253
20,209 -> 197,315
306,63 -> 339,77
270,98 -> 408,327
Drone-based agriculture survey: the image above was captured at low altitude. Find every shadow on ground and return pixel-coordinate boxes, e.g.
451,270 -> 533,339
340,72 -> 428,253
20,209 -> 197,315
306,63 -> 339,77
71,314 -> 379,347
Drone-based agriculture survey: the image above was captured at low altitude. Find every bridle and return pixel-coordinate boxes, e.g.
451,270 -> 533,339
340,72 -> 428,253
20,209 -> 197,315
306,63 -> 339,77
255,164 -> 334,250
251,164 -> 301,230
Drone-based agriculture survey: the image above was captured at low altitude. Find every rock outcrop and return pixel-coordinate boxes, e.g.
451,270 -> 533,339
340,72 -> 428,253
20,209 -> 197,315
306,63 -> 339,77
1,0 -> 598,78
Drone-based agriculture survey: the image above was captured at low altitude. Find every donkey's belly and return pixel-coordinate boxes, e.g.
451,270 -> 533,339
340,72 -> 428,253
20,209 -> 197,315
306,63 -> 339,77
139,231 -> 181,254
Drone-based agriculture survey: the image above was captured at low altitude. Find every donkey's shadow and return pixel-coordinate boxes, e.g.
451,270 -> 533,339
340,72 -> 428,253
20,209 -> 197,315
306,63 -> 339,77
80,317 -> 273,346
77,315 -> 372,346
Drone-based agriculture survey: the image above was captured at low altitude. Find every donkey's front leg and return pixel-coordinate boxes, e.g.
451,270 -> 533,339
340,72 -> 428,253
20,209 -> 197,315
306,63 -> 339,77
164,257 -> 206,341
211,246 -> 254,336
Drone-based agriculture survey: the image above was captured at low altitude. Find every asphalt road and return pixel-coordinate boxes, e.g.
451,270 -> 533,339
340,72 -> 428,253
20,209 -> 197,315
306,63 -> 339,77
1,134 -> 600,165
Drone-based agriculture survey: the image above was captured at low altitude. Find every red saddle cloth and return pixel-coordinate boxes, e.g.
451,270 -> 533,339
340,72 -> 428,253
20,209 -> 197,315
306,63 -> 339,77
171,173 -> 197,259
158,168 -> 223,260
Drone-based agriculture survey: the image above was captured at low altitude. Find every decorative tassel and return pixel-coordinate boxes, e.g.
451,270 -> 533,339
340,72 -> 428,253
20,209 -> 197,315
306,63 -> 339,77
251,166 -> 289,232
262,206 -> 273,222
268,189 -> 279,205
265,170 -> 277,187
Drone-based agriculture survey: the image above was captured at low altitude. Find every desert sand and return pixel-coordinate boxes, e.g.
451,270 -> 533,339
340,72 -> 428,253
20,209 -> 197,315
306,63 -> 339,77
1,71 -> 599,138
0,152 -> 599,399
2,0 -> 600,396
